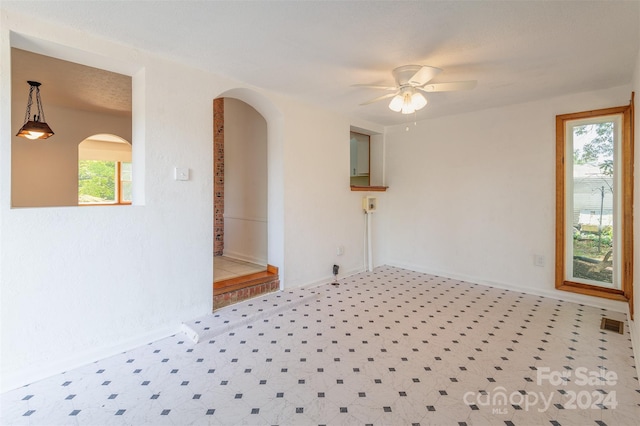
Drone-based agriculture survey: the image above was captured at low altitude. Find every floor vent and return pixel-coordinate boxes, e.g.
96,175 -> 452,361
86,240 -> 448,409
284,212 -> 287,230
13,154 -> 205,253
600,317 -> 624,334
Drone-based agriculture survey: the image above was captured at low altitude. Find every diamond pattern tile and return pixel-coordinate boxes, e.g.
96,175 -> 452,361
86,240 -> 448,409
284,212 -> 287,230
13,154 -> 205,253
2,266 -> 639,425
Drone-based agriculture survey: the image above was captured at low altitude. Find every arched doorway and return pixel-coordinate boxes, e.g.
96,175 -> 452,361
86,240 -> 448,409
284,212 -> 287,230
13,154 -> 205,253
212,92 -> 283,309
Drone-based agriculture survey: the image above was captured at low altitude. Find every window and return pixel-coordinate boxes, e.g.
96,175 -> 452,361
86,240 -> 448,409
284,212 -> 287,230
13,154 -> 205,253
78,134 -> 132,205
555,96 -> 634,316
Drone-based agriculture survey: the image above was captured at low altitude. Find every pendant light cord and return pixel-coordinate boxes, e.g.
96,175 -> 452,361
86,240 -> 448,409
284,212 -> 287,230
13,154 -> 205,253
22,85 -> 35,124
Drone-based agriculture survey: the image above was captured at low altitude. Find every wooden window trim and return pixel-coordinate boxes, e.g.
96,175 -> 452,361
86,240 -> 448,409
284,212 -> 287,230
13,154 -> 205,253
555,95 -> 634,318
117,161 -> 132,205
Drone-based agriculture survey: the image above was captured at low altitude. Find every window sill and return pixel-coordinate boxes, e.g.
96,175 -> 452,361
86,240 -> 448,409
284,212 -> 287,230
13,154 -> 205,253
79,202 -> 132,206
350,185 -> 388,192
556,280 -> 628,302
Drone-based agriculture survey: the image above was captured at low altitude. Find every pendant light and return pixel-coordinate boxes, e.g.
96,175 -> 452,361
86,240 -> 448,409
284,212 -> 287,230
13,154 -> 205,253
16,81 -> 54,140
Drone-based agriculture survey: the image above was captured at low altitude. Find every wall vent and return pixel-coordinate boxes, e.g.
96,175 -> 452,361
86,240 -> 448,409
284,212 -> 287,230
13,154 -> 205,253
600,317 -> 624,334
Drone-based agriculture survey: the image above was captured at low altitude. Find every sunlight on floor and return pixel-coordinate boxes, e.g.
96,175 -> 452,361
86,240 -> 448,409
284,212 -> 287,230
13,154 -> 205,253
214,256 -> 265,282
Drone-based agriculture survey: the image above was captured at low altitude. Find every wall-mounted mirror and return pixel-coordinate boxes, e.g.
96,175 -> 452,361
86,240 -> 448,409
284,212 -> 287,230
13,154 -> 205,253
350,131 -> 370,186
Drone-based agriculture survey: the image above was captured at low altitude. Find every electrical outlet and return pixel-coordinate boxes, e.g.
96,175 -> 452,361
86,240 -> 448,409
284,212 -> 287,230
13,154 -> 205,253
534,254 -> 545,267
337,245 -> 345,256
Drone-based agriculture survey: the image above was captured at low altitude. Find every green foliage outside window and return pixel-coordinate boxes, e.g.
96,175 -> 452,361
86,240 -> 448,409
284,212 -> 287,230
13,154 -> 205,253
79,160 -> 116,203
573,122 -> 614,176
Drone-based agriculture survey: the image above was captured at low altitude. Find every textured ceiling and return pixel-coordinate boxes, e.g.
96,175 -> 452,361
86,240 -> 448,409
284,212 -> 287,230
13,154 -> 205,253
12,48 -> 132,117
4,1 -> 639,126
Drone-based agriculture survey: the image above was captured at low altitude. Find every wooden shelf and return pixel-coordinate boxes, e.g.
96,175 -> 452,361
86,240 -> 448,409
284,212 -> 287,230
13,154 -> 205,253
350,185 -> 388,192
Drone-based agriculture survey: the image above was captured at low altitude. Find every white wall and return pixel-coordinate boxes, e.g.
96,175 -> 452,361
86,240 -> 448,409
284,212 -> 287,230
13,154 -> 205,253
1,18 -> 217,391
0,10 -> 377,391
223,98 -> 267,265
380,85 -> 632,312
370,133 -> 385,186
279,103 -> 369,287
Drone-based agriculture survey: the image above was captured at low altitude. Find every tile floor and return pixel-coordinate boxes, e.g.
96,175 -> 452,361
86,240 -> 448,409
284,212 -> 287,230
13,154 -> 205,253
214,256 -> 266,282
2,266 -> 640,425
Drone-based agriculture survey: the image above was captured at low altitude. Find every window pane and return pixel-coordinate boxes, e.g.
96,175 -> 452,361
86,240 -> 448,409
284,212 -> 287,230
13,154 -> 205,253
568,120 -> 616,288
121,162 -> 132,202
78,160 -> 116,204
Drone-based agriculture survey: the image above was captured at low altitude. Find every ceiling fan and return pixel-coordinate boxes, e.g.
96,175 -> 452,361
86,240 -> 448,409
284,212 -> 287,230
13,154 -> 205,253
354,65 -> 476,114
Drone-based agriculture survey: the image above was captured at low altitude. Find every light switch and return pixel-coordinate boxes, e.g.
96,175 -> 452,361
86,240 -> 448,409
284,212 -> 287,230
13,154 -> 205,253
175,167 -> 190,181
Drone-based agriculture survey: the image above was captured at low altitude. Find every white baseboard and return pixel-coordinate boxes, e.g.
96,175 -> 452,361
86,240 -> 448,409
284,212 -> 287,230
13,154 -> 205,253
385,260 -> 628,313
1,325 -> 178,393
289,266 -> 366,291
222,250 -> 267,266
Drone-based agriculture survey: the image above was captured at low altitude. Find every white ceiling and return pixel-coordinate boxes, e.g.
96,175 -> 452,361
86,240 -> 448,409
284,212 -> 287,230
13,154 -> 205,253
5,1 -> 639,126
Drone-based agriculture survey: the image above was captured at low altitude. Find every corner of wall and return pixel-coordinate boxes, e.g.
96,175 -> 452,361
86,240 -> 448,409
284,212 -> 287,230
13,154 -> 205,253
628,313 -> 640,387
631,24 -> 640,386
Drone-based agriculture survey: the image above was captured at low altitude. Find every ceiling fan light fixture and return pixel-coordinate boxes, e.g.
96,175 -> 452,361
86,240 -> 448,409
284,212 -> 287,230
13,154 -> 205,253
411,92 -> 427,110
401,93 -> 415,114
359,64 -> 476,116
389,88 -> 427,114
16,81 -> 54,140
388,94 -> 404,112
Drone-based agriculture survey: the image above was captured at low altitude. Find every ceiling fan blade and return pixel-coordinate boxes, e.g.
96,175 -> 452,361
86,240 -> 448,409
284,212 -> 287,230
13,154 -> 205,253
420,80 -> 477,92
352,84 -> 398,90
409,66 -> 442,86
359,92 -> 398,106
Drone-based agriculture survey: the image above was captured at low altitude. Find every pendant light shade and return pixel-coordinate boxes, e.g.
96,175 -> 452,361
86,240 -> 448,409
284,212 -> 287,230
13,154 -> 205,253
16,81 -> 54,140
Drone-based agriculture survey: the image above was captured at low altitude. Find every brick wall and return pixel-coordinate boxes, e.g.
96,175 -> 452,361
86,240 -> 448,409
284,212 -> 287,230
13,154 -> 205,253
213,279 -> 280,310
213,98 -> 224,256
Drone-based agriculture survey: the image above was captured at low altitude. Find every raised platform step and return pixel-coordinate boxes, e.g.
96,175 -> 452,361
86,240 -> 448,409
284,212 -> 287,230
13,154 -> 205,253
214,265 -> 278,296
213,264 -> 279,309
181,288 -> 320,343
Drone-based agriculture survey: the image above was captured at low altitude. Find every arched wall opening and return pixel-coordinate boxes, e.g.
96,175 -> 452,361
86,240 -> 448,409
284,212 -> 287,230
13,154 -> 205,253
78,133 -> 132,205
213,88 -> 285,295
214,98 -> 267,268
